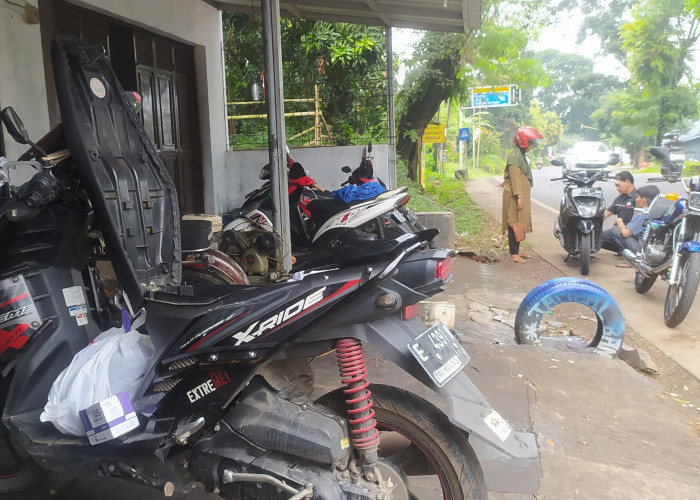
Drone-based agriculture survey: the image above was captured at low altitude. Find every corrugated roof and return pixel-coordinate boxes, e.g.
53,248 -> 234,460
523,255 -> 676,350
213,0 -> 481,33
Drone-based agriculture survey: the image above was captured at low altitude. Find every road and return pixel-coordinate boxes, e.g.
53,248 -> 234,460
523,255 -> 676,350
467,170 -> 700,382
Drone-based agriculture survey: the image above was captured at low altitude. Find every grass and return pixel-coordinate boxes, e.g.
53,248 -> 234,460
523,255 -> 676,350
398,160 -> 507,252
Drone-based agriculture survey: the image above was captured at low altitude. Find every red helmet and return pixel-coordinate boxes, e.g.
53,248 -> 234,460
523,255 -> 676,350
513,126 -> 543,148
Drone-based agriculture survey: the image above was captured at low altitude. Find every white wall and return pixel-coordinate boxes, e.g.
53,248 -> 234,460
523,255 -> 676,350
72,0 -> 226,214
0,1 -> 48,165
1,0 -> 226,211
222,144 -> 390,213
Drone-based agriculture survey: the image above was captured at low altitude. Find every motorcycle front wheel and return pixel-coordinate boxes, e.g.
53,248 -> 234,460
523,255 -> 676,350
664,251 -> 700,327
580,232 -> 591,276
319,384 -> 487,499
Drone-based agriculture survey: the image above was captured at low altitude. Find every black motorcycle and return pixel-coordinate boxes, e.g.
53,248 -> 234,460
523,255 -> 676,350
550,159 -> 618,275
0,36 -> 535,499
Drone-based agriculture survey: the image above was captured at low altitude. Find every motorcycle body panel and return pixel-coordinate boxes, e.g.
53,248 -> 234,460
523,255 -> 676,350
51,36 -> 182,310
555,177 -> 606,255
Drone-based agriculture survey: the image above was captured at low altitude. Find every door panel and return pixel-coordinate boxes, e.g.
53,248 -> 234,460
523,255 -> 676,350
47,1 -> 204,213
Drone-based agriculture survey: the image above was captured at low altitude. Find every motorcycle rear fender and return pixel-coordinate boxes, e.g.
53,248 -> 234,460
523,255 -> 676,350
295,315 -> 538,459
577,219 -> 594,234
312,195 -> 403,244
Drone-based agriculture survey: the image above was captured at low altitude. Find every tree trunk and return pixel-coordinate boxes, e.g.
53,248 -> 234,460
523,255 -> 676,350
396,33 -> 464,181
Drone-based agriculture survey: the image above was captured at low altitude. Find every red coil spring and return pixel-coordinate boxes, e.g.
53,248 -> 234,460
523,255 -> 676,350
335,339 -> 379,450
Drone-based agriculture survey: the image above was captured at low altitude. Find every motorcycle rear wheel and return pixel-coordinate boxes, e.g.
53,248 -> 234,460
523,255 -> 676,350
634,271 -> 657,294
664,251 -> 700,328
580,233 -> 591,276
319,384 -> 487,499
0,424 -> 43,493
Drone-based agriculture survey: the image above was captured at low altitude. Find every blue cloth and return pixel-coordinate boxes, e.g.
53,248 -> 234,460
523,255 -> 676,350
331,182 -> 386,203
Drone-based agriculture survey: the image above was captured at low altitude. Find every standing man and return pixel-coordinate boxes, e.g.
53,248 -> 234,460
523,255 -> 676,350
604,171 -> 637,224
601,185 -> 660,263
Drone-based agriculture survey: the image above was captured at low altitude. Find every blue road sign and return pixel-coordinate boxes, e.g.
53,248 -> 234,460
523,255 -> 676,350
458,127 -> 471,141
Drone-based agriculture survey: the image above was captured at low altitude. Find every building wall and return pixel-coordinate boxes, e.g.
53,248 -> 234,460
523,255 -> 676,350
222,144 -> 390,214
0,1 -> 47,165
0,0 -> 226,211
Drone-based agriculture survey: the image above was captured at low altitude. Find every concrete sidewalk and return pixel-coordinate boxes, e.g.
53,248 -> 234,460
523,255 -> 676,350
440,249 -> 700,498
465,176 -> 700,382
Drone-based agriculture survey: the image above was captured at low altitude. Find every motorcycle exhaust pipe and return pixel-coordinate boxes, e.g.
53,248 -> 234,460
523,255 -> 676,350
621,249 -> 647,275
621,249 -> 670,277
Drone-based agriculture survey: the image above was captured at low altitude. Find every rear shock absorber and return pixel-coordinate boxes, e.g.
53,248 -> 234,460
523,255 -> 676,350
335,338 -> 379,479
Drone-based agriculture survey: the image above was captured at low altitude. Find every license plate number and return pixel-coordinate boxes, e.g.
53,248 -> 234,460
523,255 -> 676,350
408,323 -> 469,387
571,187 -> 601,198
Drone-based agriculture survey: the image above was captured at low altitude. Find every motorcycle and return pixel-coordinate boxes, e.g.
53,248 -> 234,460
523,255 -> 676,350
221,144 -> 430,282
621,146 -> 700,327
550,158 -> 619,275
0,36 -> 536,499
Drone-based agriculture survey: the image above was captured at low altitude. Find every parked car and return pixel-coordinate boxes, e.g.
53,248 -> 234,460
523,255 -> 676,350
565,141 -> 613,172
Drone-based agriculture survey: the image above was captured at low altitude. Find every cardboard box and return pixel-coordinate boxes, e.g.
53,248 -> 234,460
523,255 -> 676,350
79,392 -> 139,445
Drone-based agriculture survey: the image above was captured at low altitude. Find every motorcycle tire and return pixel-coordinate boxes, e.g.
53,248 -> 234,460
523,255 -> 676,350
580,233 -> 591,276
182,265 -> 238,285
634,271 -> 657,294
317,384 -> 487,499
514,278 -> 625,354
0,424 -> 43,493
664,251 -> 700,328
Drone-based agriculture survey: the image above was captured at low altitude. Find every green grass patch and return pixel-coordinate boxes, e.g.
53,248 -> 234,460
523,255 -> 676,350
397,161 -> 491,238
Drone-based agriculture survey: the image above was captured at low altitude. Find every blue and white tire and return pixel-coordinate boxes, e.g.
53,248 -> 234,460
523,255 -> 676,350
514,278 -> 625,356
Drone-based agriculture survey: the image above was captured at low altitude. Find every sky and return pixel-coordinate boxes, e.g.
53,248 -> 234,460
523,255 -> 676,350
392,10 -> 632,83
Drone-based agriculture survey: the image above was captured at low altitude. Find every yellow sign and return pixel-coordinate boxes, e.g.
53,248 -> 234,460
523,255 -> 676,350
422,123 -> 445,143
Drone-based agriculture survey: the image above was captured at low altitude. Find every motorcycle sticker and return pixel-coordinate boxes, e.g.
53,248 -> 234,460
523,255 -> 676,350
89,77 -> 106,98
186,369 -> 232,403
0,276 -> 41,355
232,286 -> 327,346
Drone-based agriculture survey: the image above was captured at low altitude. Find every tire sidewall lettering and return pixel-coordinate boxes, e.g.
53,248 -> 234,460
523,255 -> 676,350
515,278 -> 625,354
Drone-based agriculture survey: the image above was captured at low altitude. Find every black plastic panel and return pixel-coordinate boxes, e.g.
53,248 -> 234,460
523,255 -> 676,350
51,36 -> 181,309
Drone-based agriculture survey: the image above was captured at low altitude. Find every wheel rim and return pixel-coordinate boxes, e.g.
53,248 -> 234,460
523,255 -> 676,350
375,419 -> 453,499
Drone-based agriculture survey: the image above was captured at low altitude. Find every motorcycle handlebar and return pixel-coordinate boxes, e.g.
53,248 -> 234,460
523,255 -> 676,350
312,183 -> 326,192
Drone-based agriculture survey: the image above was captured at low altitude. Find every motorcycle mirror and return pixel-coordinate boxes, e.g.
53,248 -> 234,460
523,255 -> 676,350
341,166 -> 352,173
259,163 -> 272,180
550,159 -> 563,167
1,106 -> 30,145
367,141 -> 372,154
608,154 -> 620,166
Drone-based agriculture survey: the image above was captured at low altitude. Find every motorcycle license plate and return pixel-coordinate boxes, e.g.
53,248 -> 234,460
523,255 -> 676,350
408,322 -> 469,387
571,187 -> 601,197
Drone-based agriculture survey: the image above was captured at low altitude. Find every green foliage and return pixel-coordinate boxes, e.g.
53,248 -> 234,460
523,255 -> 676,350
223,14 -> 388,148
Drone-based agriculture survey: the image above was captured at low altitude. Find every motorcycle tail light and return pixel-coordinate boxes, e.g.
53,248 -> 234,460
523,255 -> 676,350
403,303 -> 419,320
395,194 -> 411,207
435,256 -> 453,281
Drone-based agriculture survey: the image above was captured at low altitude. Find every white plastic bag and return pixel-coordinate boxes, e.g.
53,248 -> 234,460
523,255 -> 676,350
40,328 -> 155,436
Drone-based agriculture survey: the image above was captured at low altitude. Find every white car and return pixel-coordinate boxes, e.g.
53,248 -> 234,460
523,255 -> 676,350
565,141 -> 614,172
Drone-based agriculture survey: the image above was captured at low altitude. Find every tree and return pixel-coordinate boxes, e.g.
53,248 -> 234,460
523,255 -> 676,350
222,14 -> 388,147
395,31 -> 466,180
591,0 -> 700,164
535,50 -> 624,135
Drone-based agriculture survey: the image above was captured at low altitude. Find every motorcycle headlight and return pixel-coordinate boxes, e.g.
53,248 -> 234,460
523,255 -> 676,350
576,203 -> 599,218
687,191 -> 700,213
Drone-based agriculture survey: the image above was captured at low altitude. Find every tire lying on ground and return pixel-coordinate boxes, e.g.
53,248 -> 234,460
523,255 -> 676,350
514,277 -> 625,355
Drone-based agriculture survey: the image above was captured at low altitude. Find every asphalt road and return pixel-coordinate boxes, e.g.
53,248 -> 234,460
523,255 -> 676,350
467,172 -> 700,382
